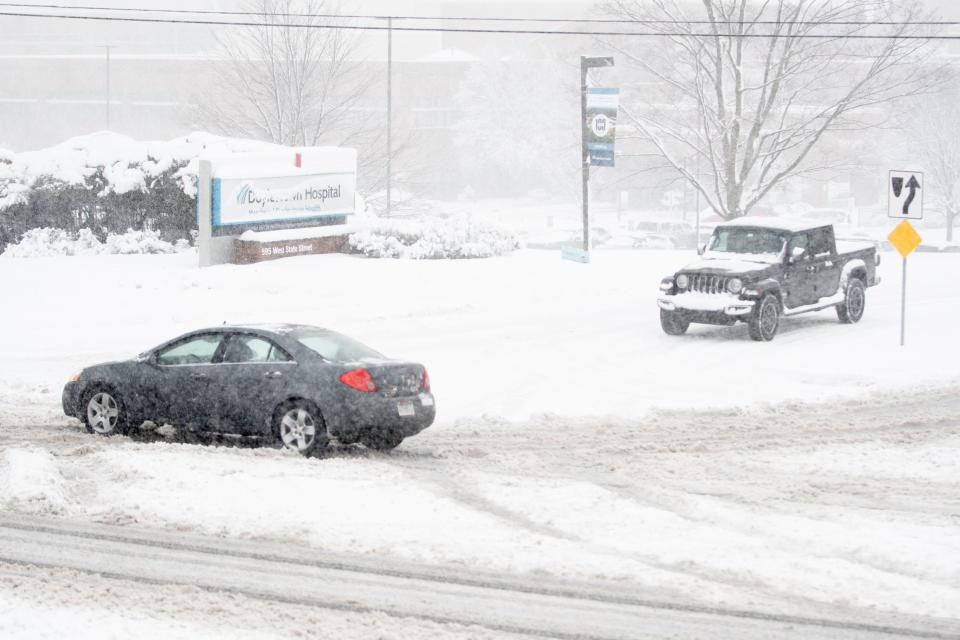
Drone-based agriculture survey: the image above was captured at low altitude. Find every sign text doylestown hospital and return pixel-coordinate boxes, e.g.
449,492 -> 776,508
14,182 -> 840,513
212,172 -> 356,226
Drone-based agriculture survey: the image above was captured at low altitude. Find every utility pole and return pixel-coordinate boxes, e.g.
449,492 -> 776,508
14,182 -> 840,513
101,45 -> 115,130
386,17 -> 392,216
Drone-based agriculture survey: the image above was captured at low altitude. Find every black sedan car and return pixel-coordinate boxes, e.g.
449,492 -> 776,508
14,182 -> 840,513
62,324 -> 436,456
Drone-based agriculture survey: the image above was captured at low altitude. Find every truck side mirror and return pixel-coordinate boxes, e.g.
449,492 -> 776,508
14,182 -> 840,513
788,246 -> 806,264
697,243 -> 706,256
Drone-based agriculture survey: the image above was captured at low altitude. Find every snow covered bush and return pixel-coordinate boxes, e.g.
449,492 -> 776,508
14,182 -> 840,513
0,132 -> 281,252
1,227 -> 187,258
348,215 -> 521,259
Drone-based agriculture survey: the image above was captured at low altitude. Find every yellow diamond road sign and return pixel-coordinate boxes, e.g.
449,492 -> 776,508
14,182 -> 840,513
888,219 -> 922,257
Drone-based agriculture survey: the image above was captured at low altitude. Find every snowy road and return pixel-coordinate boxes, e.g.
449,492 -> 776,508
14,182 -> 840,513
1,387 -> 959,636
0,513 -> 955,640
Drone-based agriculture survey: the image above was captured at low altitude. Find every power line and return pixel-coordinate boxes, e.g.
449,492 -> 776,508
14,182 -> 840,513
0,9 -> 956,40
0,2 -> 956,28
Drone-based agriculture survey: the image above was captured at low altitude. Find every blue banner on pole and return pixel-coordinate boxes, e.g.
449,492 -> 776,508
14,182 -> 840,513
584,88 -> 619,167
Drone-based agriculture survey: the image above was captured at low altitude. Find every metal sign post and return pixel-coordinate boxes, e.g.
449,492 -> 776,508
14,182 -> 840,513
568,56 -> 614,264
901,257 -> 907,346
886,170 -> 924,346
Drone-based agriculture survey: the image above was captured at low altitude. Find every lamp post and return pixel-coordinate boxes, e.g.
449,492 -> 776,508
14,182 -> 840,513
580,56 -> 614,253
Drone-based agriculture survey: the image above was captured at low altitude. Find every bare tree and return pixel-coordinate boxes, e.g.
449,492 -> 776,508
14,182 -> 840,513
910,88 -> 960,241
604,0 -> 940,219
193,0 -> 367,147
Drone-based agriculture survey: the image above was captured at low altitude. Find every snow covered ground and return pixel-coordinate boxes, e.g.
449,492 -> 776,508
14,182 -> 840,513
0,247 -> 957,425
0,245 -> 959,625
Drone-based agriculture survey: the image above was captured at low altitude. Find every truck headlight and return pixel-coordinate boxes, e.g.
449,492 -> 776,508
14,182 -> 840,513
659,278 -> 674,292
676,274 -> 689,289
727,278 -> 743,294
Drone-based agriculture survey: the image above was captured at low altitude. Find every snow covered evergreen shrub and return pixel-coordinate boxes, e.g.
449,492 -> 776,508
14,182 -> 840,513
1,227 -> 186,258
0,132 -> 279,252
348,216 -> 520,259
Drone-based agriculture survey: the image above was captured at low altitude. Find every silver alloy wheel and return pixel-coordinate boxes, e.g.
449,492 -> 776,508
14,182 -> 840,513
279,407 -> 317,452
760,298 -> 779,338
87,392 -> 120,434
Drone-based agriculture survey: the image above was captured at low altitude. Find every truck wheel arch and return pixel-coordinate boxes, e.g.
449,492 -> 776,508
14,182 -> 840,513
840,259 -> 867,289
751,278 -> 784,305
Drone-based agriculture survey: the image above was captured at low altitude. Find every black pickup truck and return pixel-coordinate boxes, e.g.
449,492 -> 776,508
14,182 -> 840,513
657,218 -> 880,341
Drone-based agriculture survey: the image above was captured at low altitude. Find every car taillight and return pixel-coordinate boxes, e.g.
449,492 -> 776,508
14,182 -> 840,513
339,368 -> 377,392
422,367 -> 430,391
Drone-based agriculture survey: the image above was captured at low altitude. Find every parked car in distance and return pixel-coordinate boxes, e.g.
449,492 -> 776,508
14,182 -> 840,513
657,218 -> 880,341
62,324 -> 435,456
625,218 -> 698,249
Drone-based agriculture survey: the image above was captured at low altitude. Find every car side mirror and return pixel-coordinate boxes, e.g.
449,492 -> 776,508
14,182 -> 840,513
136,352 -> 156,365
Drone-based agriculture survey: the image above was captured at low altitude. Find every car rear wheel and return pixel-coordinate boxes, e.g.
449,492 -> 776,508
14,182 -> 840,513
660,309 -> 690,335
362,429 -> 404,452
275,400 -> 328,457
837,278 -> 866,324
83,387 -> 130,436
748,294 -> 780,342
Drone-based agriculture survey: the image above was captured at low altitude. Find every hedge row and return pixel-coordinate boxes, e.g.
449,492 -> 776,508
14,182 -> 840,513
0,163 -> 195,251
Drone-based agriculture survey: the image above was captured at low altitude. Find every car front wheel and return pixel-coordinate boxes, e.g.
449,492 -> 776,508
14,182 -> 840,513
275,400 -> 328,457
83,387 -> 130,436
837,278 -> 866,324
748,294 -> 781,341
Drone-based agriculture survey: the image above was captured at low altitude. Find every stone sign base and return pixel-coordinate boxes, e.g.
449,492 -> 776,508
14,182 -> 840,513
233,234 -> 349,264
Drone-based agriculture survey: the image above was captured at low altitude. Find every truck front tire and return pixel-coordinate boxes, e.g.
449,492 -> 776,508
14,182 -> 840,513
660,309 -> 690,335
837,278 -> 866,324
748,294 -> 780,341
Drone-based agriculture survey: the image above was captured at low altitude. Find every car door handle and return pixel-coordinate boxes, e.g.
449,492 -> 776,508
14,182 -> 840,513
190,372 -> 207,379
825,261 -> 834,267
264,371 -> 283,379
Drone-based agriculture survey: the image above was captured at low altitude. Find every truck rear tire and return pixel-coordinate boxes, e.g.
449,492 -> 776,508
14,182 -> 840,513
748,294 -> 780,341
837,278 -> 866,324
660,309 -> 690,335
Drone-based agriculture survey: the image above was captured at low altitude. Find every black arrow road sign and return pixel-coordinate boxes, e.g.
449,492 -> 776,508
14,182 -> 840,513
902,175 -> 920,215
888,170 -> 924,220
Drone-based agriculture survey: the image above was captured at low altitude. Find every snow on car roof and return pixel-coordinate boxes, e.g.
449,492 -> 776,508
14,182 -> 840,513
716,216 -> 828,233
204,323 -> 325,334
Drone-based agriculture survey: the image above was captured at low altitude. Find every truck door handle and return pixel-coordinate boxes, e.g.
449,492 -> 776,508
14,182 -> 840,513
825,261 -> 834,267
264,371 -> 283,379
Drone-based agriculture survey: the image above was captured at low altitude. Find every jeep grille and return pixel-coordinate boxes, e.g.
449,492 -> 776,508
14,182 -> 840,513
688,274 -> 729,294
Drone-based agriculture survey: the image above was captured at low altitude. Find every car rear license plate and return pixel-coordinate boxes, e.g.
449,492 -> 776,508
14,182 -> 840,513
397,400 -> 416,417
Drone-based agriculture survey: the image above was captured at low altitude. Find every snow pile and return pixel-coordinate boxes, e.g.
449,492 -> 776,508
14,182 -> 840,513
1,228 -> 189,258
349,215 -> 520,259
0,448 -> 69,515
0,131 -> 280,206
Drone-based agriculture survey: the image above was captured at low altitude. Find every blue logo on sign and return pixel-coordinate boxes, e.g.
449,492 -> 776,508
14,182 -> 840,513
236,183 -> 252,205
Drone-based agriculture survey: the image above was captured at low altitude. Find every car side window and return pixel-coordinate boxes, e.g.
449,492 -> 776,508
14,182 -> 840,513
155,334 -> 223,366
221,334 -> 293,364
809,228 -> 834,257
788,233 -> 810,259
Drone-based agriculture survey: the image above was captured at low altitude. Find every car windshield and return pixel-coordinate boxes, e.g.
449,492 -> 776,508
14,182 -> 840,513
296,331 -> 384,363
708,228 -> 786,256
